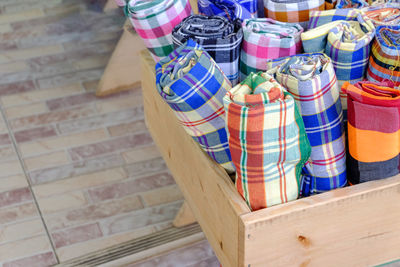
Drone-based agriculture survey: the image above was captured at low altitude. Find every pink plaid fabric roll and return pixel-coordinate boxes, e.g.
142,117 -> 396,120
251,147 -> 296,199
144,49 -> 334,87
114,0 -> 126,7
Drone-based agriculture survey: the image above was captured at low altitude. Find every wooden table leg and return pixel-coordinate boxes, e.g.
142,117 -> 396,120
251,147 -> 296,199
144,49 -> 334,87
173,201 -> 196,227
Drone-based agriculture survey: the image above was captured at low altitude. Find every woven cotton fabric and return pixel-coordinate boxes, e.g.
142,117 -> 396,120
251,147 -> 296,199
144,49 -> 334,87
336,0 -> 369,8
367,25 -> 400,86
302,12 -> 375,110
266,53 -> 347,196
325,0 -> 337,9
362,3 -> 400,26
239,18 -> 303,81
172,15 -> 243,85
114,0 -> 126,7
126,0 -> 192,62
156,39 -> 235,173
263,0 -> 325,30
197,0 -> 263,20
342,80 -> 400,184
223,72 -> 311,210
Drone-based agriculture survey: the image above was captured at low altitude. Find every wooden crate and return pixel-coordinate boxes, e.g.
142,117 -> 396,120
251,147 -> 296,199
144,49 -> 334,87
140,49 -> 400,267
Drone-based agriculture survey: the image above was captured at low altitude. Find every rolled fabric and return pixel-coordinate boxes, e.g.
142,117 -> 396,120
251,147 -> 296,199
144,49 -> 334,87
125,0 -> 192,62
342,80 -> 400,184
156,39 -> 235,173
308,8 -> 360,29
367,25 -> 400,86
362,3 -> 400,26
263,0 -> 325,30
172,15 -> 243,85
239,18 -> 303,81
266,53 -> 346,196
223,72 -> 311,210
336,0 -> 369,8
197,0 -> 263,20
302,13 -> 375,110
325,0 -> 337,9
114,0 -> 127,6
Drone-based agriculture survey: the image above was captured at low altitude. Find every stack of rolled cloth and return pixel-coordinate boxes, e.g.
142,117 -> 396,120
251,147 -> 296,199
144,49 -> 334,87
362,3 -> 400,26
223,72 -> 311,210
302,10 -> 375,110
156,39 -> 235,173
336,0 -> 369,8
308,8 -> 359,29
125,0 -> 192,62
367,25 -> 400,85
239,18 -> 303,81
197,0 -> 263,20
266,53 -> 347,196
342,80 -> 400,184
263,0 -> 325,30
172,15 -> 243,85
325,0 -> 337,9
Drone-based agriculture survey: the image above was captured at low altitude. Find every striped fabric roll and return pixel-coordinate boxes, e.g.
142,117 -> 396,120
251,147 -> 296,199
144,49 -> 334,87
239,18 -> 303,81
302,13 -> 375,110
362,3 -> 400,26
126,0 -> 192,62
197,0 -> 263,20
336,0 -> 369,8
308,8 -> 360,29
263,0 -> 325,30
266,53 -> 347,196
223,72 -> 311,210
342,80 -> 400,184
367,25 -> 400,86
156,39 -> 235,173
172,15 -> 243,85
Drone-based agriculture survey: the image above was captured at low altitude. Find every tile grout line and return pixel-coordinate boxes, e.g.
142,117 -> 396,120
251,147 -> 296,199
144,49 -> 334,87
0,102 -> 61,264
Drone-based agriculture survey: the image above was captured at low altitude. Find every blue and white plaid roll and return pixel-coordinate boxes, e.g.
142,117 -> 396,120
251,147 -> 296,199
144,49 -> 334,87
198,0 -> 263,20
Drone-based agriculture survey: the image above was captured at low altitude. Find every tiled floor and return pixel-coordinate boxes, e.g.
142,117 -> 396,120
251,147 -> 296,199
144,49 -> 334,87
0,0 -> 187,265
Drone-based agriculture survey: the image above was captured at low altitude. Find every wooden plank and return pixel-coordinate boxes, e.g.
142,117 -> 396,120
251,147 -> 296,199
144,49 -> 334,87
140,49 -> 250,267
240,175 -> 400,267
103,0 -> 118,11
173,201 -> 197,228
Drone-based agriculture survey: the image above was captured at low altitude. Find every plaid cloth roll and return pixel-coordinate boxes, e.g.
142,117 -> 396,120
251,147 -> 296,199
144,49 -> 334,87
266,53 -> 347,196
325,0 -> 337,9
223,72 -> 311,210
336,0 -> 369,8
362,3 -> 400,26
172,15 -> 243,85
308,8 -> 360,29
156,39 -> 235,173
302,13 -> 375,110
342,80 -> 400,184
126,0 -> 192,62
197,0 -> 263,20
367,25 -> 400,86
239,18 -> 303,81
264,0 -> 325,30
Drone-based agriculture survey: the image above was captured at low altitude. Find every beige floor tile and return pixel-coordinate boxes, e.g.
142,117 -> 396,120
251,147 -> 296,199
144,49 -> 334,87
0,219 -> 45,244
24,151 -> 70,172
37,191 -> 87,214
0,61 -> 29,74
72,57 -> 109,71
0,9 -> 45,24
141,185 -> 183,207
95,95 -> 143,114
0,234 -> 51,262
0,160 -> 23,178
0,44 -> 64,64
0,24 -> 12,34
5,102 -> 49,119
122,145 -> 161,164
0,175 -> 29,193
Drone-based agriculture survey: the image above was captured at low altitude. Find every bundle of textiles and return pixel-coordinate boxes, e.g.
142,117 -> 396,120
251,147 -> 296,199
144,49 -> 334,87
172,15 -> 243,85
325,0 -> 337,9
197,0 -> 263,20
223,72 -> 311,210
239,18 -> 303,80
125,0 -> 192,61
335,0 -> 369,8
367,25 -> 400,85
156,39 -> 235,173
266,53 -> 347,196
342,80 -> 400,184
362,3 -> 400,26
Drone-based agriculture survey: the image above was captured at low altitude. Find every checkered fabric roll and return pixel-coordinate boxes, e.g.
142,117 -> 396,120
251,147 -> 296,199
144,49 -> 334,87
172,15 -> 243,85
367,25 -> 400,86
156,40 -> 235,173
125,0 -> 192,62
308,8 -> 360,29
266,53 -> 346,196
342,80 -> 400,184
336,0 -> 369,8
263,0 -> 325,30
302,14 -> 375,110
362,3 -> 400,26
239,18 -> 303,81
197,0 -> 264,20
223,72 -> 311,210
325,0 -> 337,9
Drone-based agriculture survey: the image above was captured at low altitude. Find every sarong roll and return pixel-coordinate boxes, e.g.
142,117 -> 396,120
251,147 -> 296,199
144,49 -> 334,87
156,39 -> 235,173
342,80 -> 400,184
367,25 -> 400,86
172,15 -> 243,85
336,0 -> 369,8
263,0 -> 325,30
126,0 -> 192,62
362,3 -> 400,26
325,0 -> 337,9
197,0 -> 263,20
239,18 -> 303,81
308,8 -> 360,29
266,53 -> 347,196
223,72 -> 311,210
114,0 -> 127,7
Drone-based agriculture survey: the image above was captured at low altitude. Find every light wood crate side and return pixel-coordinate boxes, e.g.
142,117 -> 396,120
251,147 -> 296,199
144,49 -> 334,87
239,175 -> 400,267
140,50 -> 250,267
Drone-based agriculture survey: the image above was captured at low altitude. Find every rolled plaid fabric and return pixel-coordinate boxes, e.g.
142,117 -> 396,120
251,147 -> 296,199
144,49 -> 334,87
308,8 -> 360,29
156,40 -> 235,173
223,72 -> 311,210
302,13 -> 375,110
362,3 -> 400,26
325,0 -> 337,9
239,18 -> 303,81
197,0 -> 264,20
172,15 -> 243,85
367,25 -> 400,86
342,80 -> 400,184
336,0 -> 369,8
266,53 -> 346,196
125,0 -> 192,62
263,0 -> 325,30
